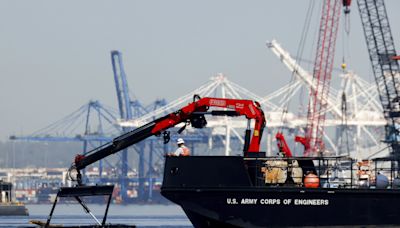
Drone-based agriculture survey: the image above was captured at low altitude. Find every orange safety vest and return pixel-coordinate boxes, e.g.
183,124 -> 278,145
181,147 -> 190,156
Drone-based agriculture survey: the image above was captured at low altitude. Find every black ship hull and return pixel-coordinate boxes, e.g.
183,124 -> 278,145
161,156 -> 400,227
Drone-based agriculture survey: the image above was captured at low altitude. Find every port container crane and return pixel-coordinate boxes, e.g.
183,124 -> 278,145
111,50 -> 133,201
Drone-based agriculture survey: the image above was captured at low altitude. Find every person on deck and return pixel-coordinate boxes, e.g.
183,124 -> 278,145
173,138 -> 190,156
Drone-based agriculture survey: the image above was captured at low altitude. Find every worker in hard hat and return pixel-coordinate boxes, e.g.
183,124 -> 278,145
173,138 -> 190,156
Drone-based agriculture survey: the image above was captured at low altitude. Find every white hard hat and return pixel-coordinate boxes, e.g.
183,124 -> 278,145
177,138 -> 185,144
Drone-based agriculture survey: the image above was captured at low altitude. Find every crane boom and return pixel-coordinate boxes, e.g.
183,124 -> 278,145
111,51 -> 133,121
72,96 -> 266,182
357,0 -> 400,155
297,0 -> 344,156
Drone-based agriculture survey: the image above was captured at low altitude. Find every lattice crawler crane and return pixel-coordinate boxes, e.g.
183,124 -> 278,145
357,0 -> 400,156
277,0 -> 351,156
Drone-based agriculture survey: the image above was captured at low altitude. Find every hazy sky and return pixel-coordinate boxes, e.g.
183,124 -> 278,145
0,0 -> 399,141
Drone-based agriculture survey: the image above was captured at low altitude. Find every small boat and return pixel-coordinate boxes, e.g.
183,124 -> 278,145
0,180 -> 29,216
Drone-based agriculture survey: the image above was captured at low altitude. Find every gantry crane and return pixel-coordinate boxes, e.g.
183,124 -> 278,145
111,50 -> 132,201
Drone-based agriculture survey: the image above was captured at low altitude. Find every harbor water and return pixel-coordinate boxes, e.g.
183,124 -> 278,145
0,204 -> 192,227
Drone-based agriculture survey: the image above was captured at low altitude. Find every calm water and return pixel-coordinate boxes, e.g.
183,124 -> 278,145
0,204 -> 192,227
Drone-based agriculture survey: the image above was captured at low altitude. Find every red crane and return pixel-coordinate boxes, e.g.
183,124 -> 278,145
72,96 -> 266,184
294,0 -> 350,156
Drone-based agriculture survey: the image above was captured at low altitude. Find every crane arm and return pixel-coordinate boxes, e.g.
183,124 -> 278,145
357,0 -> 400,153
73,96 -> 266,172
275,132 -> 293,157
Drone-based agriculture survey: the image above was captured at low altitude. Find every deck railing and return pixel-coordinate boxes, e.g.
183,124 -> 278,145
244,156 -> 400,189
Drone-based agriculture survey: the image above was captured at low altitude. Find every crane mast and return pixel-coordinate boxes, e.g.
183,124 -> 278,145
297,0 -> 343,156
357,0 -> 400,155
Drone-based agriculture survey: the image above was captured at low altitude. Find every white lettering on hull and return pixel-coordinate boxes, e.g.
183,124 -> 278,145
241,198 -> 258,204
226,198 -> 330,206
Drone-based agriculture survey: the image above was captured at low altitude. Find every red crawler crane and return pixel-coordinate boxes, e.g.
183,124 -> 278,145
295,0 -> 351,156
276,1 -> 351,157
